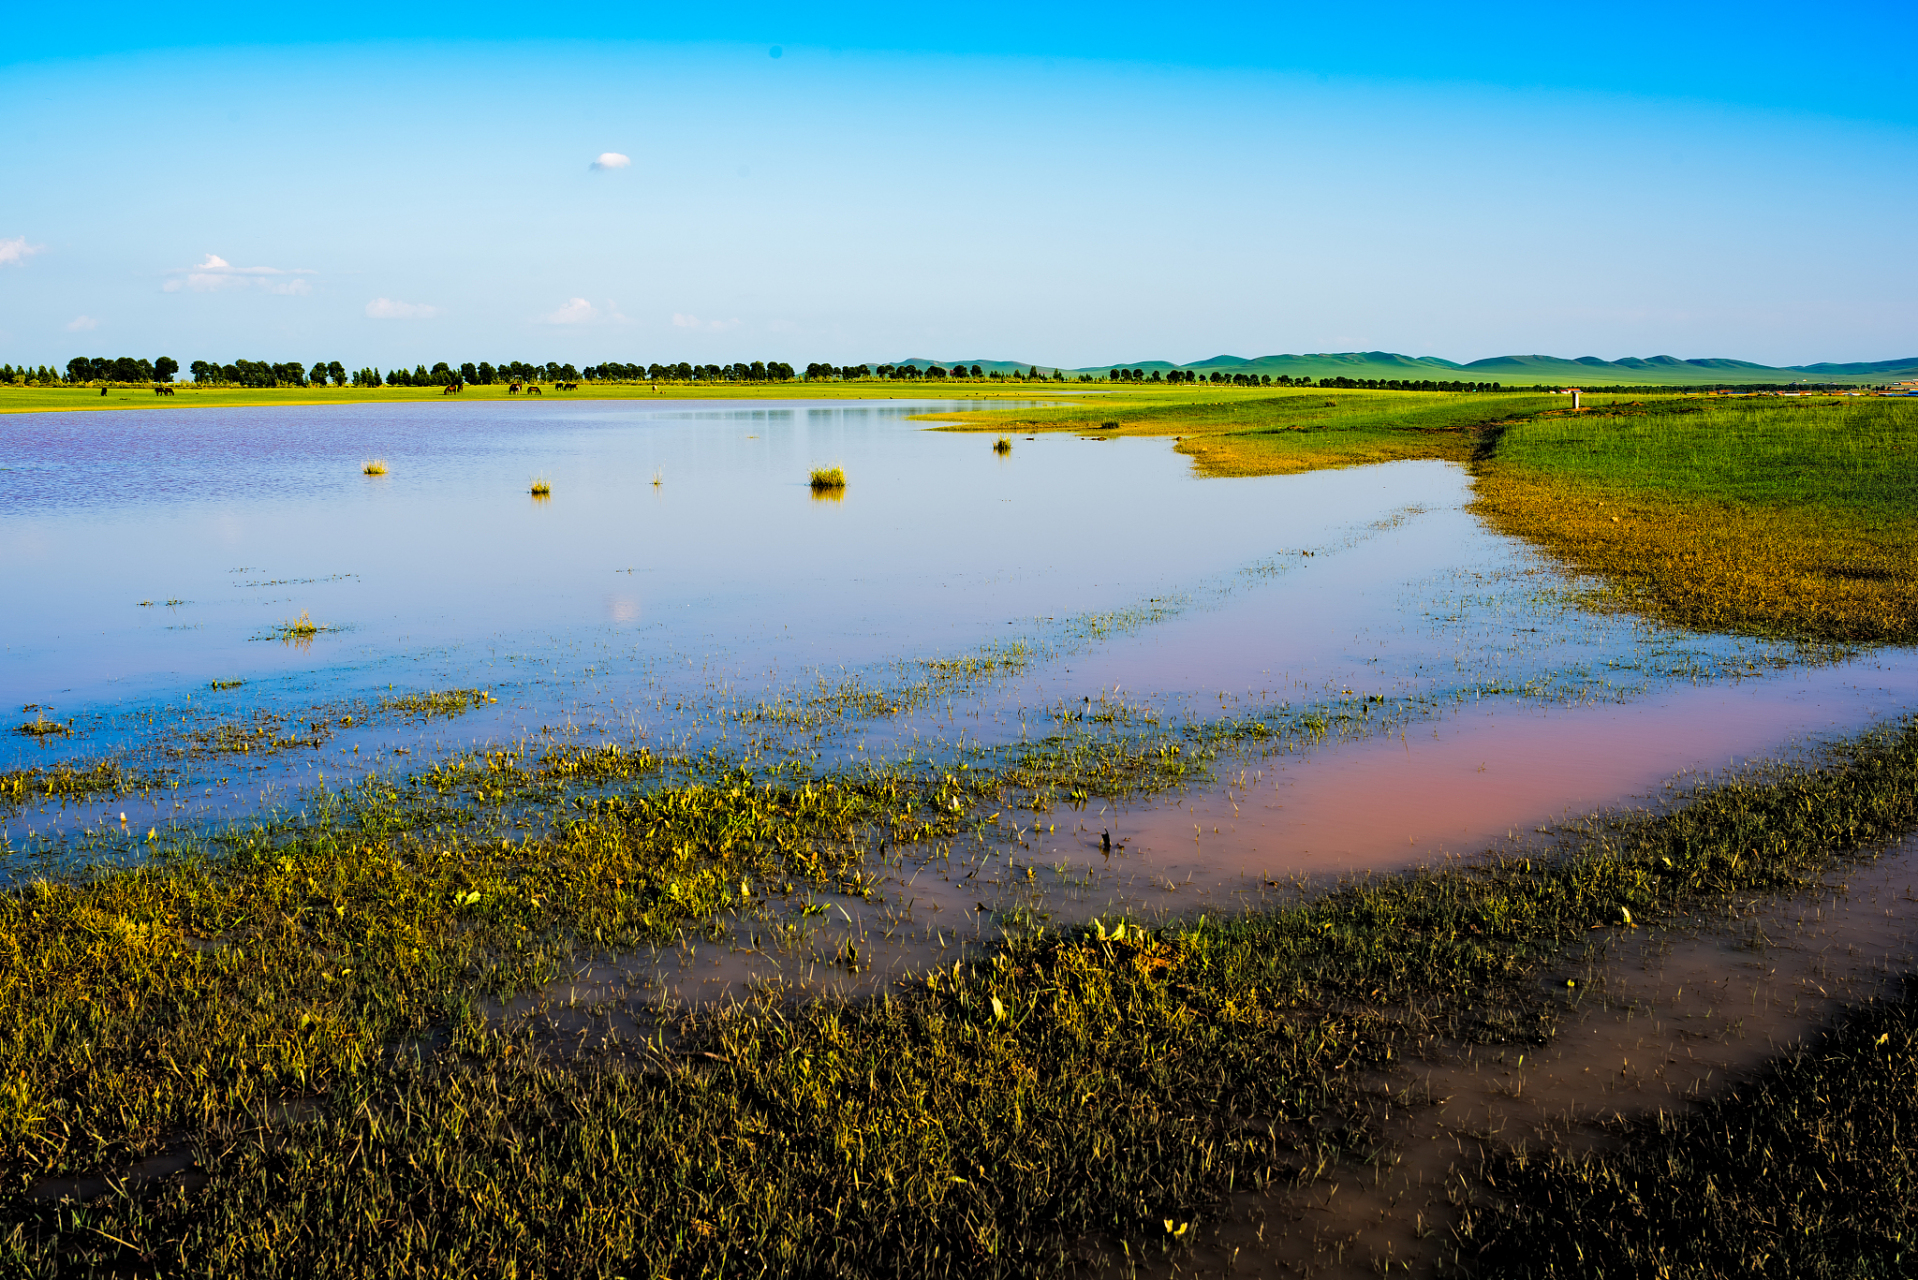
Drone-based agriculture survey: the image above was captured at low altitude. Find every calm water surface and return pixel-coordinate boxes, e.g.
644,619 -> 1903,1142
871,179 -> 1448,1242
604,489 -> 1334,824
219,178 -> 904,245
4,397 -> 1914,880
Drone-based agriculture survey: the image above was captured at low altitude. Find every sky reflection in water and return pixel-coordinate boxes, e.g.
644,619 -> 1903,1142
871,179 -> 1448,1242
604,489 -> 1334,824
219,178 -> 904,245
3,397 -> 1914,868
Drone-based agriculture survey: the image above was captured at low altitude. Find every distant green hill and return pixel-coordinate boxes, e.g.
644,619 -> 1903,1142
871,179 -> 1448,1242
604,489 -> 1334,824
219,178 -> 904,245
886,350 -> 1918,386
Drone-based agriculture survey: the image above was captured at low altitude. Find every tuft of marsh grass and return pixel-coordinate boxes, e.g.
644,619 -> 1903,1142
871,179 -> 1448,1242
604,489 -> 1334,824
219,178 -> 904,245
529,476 -> 552,497
12,717 -> 70,739
259,611 -> 337,648
993,436 -> 1012,453
0,760 -> 154,815
380,688 -> 497,718
208,679 -> 244,691
808,465 -> 846,491
361,459 -> 387,476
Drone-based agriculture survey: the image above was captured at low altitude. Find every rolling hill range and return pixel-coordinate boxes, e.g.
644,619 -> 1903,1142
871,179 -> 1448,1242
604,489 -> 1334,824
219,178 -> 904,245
888,352 -> 1918,386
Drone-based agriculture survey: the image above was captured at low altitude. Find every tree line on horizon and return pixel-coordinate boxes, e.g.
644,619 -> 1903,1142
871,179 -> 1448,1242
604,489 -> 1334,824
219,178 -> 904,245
7,356 -> 1859,396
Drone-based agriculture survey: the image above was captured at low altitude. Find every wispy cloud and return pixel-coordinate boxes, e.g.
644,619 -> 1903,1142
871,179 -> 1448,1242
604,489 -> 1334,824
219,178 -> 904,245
540,297 -> 630,325
365,297 -> 441,319
1,236 -> 45,267
590,152 -> 631,170
65,315 -> 98,332
163,253 -> 315,295
672,312 -> 742,332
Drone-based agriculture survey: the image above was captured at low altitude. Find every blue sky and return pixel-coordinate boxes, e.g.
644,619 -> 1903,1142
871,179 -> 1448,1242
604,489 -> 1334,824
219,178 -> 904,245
2,1 -> 1913,371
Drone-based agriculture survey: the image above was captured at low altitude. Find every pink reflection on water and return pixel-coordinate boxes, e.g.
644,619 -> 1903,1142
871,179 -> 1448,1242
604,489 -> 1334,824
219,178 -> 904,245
1078,655 -> 1918,886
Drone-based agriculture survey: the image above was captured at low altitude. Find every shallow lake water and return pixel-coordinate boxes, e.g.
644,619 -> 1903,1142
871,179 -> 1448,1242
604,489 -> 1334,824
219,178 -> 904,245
4,397 -> 1916,941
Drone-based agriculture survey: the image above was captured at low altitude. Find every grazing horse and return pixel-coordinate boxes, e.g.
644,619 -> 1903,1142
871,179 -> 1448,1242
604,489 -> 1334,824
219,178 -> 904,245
528,385 -> 543,395
442,383 -> 463,395
100,387 -> 108,396
152,385 -> 175,396
507,383 -> 520,394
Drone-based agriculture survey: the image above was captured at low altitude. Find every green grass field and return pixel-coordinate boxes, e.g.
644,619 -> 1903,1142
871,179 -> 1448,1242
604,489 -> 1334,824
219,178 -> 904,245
1474,395 -> 1918,643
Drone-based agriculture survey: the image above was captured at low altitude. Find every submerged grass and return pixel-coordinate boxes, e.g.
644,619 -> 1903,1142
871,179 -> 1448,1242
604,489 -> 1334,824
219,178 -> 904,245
1460,974 -> 1918,1276
0,762 -> 157,818
4,712 -> 1916,1275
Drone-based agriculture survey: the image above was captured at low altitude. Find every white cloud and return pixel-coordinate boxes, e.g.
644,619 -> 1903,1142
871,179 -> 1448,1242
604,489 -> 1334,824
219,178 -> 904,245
65,315 -> 98,332
590,152 -> 631,170
365,297 -> 441,320
163,252 -> 316,294
1,236 -> 45,267
672,312 -> 743,332
540,297 -> 630,325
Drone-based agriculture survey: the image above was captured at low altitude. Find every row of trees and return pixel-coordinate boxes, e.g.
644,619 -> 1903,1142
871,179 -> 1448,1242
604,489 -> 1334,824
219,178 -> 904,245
1,364 -> 63,385
586,361 -> 798,383
185,359 -> 338,388
28,356 -> 1523,394
1317,377 -> 1509,391
66,356 -> 181,383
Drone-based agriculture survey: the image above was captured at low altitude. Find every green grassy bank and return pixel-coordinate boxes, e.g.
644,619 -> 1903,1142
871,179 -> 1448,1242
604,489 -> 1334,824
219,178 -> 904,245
5,708 -> 1917,1276
1472,394 -> 1918,644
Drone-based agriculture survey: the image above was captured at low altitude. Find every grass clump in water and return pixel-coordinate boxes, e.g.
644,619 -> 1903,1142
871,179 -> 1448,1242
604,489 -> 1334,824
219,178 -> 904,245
529,476 -> 551,497
0,760 -> 152,815
993,435 -> 1012,454
380,688 -> 497,718
361,459 -> 387,476
809,465 -> 846,491
12,716 -> 70,739
262,610 -> 333,646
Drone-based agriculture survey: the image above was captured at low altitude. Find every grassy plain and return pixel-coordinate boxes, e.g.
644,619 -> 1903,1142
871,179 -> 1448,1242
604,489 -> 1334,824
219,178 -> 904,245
1474,395 -> 1918,644
5,707 -> 1916,1275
